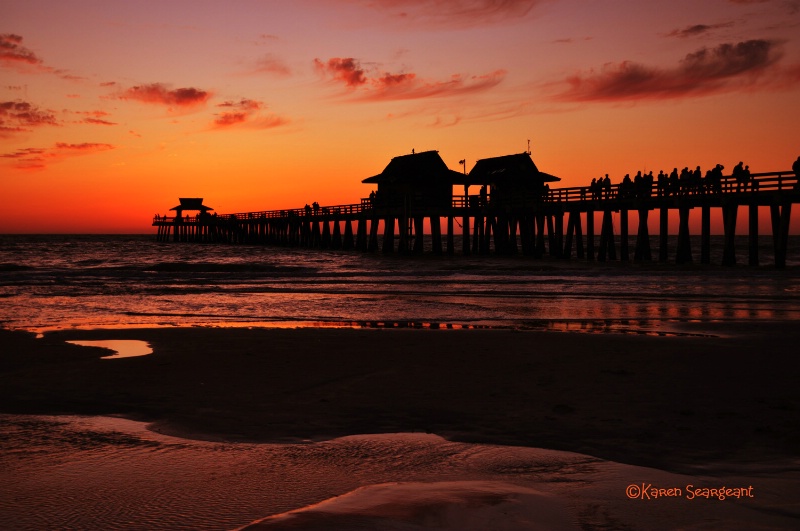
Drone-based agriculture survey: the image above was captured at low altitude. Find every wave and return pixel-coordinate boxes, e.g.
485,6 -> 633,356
144,262 -> 316,274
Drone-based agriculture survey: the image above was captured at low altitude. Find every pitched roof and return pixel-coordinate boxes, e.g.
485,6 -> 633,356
170,198 -> 214,212
363,150 -> 464,184
462,153 -> 560,186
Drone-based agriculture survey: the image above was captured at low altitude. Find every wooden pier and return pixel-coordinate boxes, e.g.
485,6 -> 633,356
153,153 -> 800,268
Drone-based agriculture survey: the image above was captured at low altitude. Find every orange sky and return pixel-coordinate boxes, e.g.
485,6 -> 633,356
2,0 -> 800,234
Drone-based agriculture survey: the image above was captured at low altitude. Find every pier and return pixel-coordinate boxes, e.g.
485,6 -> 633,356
153,151 -> 800,268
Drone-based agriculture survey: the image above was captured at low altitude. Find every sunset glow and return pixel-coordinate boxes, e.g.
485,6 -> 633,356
3,0 -> 799,233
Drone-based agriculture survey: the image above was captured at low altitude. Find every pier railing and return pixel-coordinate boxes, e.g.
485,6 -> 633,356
153,170 -> 797,225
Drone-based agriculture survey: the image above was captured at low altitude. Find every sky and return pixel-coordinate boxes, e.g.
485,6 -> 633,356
2,0 -> 800,233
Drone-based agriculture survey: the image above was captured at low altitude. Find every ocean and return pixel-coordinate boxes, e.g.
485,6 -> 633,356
1,234 -> 800,334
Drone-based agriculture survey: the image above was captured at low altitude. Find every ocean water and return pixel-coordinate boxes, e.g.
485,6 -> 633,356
1,234 -> 800,334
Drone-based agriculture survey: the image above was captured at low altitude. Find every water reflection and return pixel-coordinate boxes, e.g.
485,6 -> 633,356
66,340 -> 153,359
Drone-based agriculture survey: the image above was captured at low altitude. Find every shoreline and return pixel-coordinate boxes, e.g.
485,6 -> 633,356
2,323 -> 799,475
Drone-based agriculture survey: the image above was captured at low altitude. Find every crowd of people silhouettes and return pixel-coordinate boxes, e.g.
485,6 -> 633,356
583,160 -> 797,200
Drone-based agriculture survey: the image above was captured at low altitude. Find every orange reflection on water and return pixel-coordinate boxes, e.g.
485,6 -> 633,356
66,340 -> 153,359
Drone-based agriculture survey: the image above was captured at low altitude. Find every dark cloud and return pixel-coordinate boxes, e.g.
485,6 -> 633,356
1,147 -> 46,158
119,83 -> 211,108
315,57 -> 506,100
75,110 -> 112,117
213,98 -> 262,127
0,147 -> 47,170
665,22 -> 735,38
0,100 -> 59,136
314,58 -> 367,87
217,99 -> 262,111
82,117 -> 117,126
212,98 -> 288,130
54,142 -> 114,151
0,34 -> 43,67
557,39 -> 786,102
349,0 -> 543,28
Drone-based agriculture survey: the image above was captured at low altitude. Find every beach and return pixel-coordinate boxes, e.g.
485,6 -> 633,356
2,235 -> 800,529
2,323 -> 799,529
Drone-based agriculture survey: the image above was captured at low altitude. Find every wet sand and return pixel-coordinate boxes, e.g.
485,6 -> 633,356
1,322 -> 798,474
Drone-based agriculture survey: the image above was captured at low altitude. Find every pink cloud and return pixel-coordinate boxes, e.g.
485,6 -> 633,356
665,22 -> 735,38
377,70 -> 506,100
0,34 -> 43,67
1,142 -> 114,170
119,83 -> 211,108
315,57 -> 506,100
254,54 -> 292,77
0,100 -> 59,136
557,39 -> 788,102
82,117 -> 117,126
347,0 -> 543,28
0,34 -> 80,79
314,58 -> 367,88
212,98 -> 288,130
54,142 -> 114,151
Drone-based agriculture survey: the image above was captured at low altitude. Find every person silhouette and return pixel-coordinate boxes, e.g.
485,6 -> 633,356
793,156 -> 800,189
657,170 -> 666,197
733,161 -> 746,192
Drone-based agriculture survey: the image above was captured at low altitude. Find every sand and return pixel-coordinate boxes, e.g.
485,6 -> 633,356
0,322 -> 800,529
2,323 -> 799,528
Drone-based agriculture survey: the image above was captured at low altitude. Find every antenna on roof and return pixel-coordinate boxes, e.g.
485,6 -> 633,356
526,139 -> 531,155
459,159 -> 466,174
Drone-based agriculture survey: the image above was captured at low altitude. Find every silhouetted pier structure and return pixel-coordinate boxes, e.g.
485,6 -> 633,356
153,151 -> 800,268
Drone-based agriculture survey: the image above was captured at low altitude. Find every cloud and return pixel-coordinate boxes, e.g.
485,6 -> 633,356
211,98 -> 288,130
347,0 -> 544,28
71,110 -> 116,125
0,100 -> 59,136
315,57 -> 506,101
369,70 -> 507,100
119,83 -> 211,108
665,22 -> 735,38
557,39 -> 787,102
0,34 -> 43,67
254,54 -> 291,77
0,34 -> 80,80
82,117 -> 117,126
54,142 -> 114,151
314,58 -> 367,87
1,142 -> 114,170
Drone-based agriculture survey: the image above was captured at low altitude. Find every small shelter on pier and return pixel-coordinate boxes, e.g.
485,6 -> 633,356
461,153 -> 560,206
170,198 -> 214,221
362,150 -> 464,211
